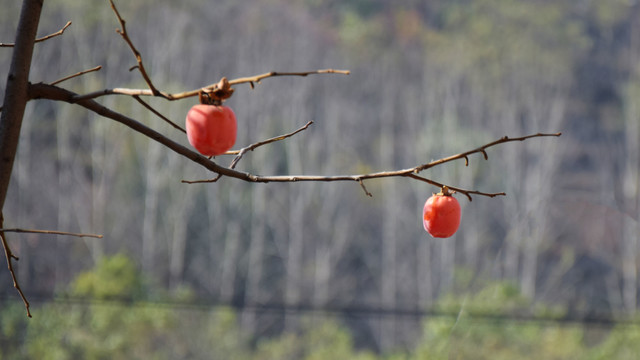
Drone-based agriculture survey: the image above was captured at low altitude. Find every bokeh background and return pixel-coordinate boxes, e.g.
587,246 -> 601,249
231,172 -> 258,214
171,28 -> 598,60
2,0 -> 640,358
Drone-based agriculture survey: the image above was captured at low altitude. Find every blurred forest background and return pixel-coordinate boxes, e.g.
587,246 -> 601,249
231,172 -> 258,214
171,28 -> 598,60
2,0 -> 640,358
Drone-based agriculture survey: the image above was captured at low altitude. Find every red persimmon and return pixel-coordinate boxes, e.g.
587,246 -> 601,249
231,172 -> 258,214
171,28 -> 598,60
422,187 -> 461,238
186,104 -> 237,156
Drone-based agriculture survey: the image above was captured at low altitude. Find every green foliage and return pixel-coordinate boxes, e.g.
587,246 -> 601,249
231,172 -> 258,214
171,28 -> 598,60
70,253 -> 143,300
253,318 -> 376,360
586,321 -> 640,360
436,281 -> 528,314
5,270 -> 640,359
587,0 -> 630,29
22,254 -> 174,359
0,302 -> 30,360
414,316 -> 588,360
0,254 -> 251,360
413,281 -> 588,360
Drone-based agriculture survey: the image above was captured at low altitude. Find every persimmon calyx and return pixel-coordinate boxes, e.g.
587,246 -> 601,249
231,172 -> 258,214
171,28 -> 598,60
199,77 -> 235,105
437,186 -> 455,197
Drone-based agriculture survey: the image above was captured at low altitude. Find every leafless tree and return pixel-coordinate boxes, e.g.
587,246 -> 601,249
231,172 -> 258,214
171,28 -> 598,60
0,0 -> 559,321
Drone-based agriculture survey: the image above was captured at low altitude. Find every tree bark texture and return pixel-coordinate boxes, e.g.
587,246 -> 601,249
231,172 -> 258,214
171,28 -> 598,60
0,0 -> 43,212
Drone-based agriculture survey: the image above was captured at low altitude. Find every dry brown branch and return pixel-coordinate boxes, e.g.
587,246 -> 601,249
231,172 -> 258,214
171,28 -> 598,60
109,0 -> 161,96
227,69 -> 351,86
0,221 -> 102,319
182,121 -> 315,184
29,83 -> 251,180
0,215 -> 31,317
414,133 -> 562,173
405,173 -> 505,201
0,228 -> 103,238
181,175 -> 222,184
50,65 -> 102,85
357,178 -> 373,197
0,21 -> 71,47
132,95 -> 186,133
228,120 -> 314,169
71,69 -> 350,102
181,129 -> 560,196
29,83 -> 560,199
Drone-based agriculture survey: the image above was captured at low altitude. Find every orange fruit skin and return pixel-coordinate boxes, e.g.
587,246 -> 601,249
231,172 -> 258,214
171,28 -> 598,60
186,104 -> 237,156
422,194 -> 461,238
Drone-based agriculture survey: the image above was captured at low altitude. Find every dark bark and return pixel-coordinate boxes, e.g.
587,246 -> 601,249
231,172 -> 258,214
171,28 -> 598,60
0,0 -> 43,211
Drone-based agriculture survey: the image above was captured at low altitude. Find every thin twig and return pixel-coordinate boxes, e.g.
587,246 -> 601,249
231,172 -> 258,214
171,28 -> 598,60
357,178 -> 373,197
228,121 -> 314,169
0,228 -> 103,239
182,121 -> 314,183
0,21 -> 71,47
132,96 -> 186,133
109,0 -> 161,96
50,65 -> 102,85
405,174 -> 506,202
0,215 -> 31,317
182,175 -> 222,184
227,69 -> 350,87
72,87 -> 171,102
413,133 -> 562,173
71,69 -> 350,102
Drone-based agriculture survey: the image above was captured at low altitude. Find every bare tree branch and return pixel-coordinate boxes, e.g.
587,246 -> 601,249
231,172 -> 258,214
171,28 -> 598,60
181,176 -> 221,185
29,83 -> 561,199
29,83 -> 253,180
0,215 -> 31,317
50,65 -> 102,86
70,69 -> 350,102
182,121 -> 314,183
227,69 -> 350,87
109,0 -> 161,96
0,21 -> 71,47
0,228 -> 103,239
357,178 -> 373,197
132,95 -> 186,133
405,173 -> 506,201
227,120 -> 314,169
414,133 -> 562,173
181,176 -> 222,184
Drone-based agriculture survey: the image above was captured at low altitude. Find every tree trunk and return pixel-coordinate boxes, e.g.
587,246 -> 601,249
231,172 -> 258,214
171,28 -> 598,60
0,0 -> 43,212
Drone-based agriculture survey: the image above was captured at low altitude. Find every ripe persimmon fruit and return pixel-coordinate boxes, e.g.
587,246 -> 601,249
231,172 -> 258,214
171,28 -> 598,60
423,186 -> 461,238
186,104 -> 237,156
